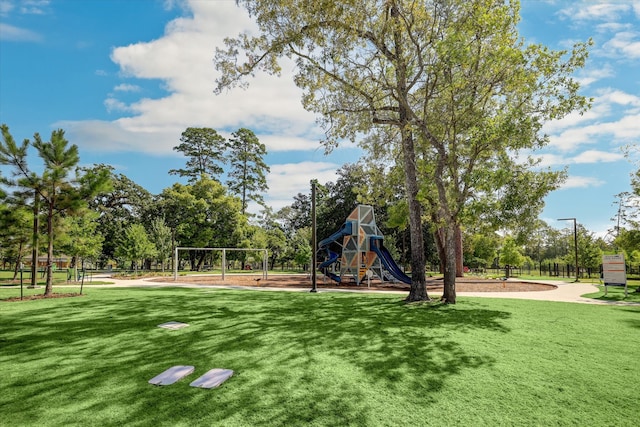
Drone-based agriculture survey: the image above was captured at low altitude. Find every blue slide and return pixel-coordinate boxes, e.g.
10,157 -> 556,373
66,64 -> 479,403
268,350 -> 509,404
317,222 -> 353,283
370,236 -> 412,285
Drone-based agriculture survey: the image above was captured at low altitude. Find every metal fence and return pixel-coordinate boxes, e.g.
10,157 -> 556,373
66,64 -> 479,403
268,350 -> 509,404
478,263 -> 640,279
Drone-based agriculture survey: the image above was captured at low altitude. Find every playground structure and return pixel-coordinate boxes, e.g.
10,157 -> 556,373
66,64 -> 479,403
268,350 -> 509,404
317,204 -> 411,286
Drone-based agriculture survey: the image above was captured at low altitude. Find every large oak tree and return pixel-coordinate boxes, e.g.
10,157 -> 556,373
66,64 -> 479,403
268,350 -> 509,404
215,0 -> 590,302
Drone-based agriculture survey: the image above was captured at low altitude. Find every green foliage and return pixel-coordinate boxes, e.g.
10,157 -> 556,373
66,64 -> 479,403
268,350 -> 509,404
157,177 -> 247,270
316,163 -> 368,240
226,128 -> 270,214
169,127 -> 228,182
464,233 -> 500,268
149,217 -> 172,271
58,210 -> 103,262
0,202 -> 31,270
277,192 -> 313,236
1,125 -> 110,294
290,227 -> 312,269
115,223 -> 157,273
88,164 -> 152,261
257,207 -> 287,269
499,236 -> 525,268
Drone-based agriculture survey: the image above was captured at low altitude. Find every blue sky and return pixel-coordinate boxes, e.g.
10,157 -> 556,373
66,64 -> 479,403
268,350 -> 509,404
1,0 -> 639,238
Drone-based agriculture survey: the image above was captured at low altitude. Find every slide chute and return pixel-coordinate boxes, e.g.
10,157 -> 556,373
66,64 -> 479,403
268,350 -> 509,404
317,222 -> 353,283
370,236 -> 412,284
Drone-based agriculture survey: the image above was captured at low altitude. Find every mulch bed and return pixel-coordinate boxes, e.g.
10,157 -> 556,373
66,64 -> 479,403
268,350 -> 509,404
2,276 -> 556,302
2,293 -> 84,302
166,274 -> 556,292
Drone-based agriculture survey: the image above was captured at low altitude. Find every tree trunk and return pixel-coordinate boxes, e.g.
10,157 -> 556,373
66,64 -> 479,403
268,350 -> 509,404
44,200 -> 54,296
441,223 -> 457,304
432,140 -> 457,303
455,224 -> 464,277
401,128 -> 428,302
12,244 -> 23,280
436,224 -> 463,277
389,3 -> 427,302
189,252 -> 197,271
196,252 -> 206,271
30,190 -> 39,289
72,255 -> 78,281
434,228 -> 445,274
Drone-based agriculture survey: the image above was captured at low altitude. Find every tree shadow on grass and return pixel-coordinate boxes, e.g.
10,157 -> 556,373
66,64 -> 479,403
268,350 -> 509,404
0,288 -> 512,426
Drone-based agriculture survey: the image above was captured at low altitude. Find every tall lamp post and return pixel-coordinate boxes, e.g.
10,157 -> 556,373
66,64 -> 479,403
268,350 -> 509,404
558,217 -> 579,282
310,180 -> 318,293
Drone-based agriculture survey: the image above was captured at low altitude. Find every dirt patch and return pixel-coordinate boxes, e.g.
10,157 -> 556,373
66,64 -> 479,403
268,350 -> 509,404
165,274 -> 556,293
2,293 -> 84,302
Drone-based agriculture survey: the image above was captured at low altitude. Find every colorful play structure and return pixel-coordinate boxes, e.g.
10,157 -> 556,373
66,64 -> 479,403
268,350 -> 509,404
317,204 -> 411,285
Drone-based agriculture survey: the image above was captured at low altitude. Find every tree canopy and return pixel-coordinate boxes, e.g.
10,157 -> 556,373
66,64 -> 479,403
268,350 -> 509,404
215,0 -> 591,303
226,128 -> 270,214
1,125 -> 111,295
169,127 -> 228,182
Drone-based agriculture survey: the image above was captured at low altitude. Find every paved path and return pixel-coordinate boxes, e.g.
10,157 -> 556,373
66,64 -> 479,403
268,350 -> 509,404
76,274 -> 640,306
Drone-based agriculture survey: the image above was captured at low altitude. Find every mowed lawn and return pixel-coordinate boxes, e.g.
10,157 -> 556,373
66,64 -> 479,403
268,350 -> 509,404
1,287 -> 638,426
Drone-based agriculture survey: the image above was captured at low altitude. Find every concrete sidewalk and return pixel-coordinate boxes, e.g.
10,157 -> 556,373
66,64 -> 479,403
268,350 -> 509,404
81,274 -> 639,306
458,279 -> 606,304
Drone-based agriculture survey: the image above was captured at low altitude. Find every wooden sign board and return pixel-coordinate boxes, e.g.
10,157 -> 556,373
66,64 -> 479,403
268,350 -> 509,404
602,254 -> 627,297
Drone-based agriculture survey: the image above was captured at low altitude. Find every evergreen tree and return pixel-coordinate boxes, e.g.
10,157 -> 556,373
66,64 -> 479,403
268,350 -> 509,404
169,127 -> 228,182
1,125 -> 110,295
226,128 -> 270,215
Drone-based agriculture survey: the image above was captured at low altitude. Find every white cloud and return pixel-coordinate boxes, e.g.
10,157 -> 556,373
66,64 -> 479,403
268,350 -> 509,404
535,153 -> 567,167
0,22 -> 41,41
0,1 -> 15,16
598,88 -> 640,108
559,3 -> 630,22
595,22 -> 632,33
571,150 -> 624,163
54,119 -> 177,153
19,0 -> 49,15
68,0 -> 322,155
104,98 -> 131,113
534,149 -> 623,166
266,161 -> 339,210
602,31 -> 640,59
259,135 -> 322,152
575,65 -> 615,87
545,87 -> 640,151
560,176 -> 605,189
549,114 -> 640,152
114,83 -> 141,92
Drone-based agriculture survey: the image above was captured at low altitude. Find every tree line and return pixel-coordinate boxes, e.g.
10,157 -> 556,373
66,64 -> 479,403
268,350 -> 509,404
2,121 -> 637,299
0,125 -> 276,295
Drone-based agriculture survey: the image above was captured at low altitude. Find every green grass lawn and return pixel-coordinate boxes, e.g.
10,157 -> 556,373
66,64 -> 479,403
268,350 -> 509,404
583,283 -> 640,303
1,287 -> 638,426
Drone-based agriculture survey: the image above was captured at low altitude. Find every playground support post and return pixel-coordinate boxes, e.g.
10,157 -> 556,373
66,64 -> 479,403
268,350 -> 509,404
558,217 -> 579,282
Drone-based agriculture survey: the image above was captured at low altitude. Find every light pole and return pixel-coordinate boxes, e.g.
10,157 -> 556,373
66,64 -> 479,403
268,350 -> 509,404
558,217 -> 579,282
310,180 -> 318,293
